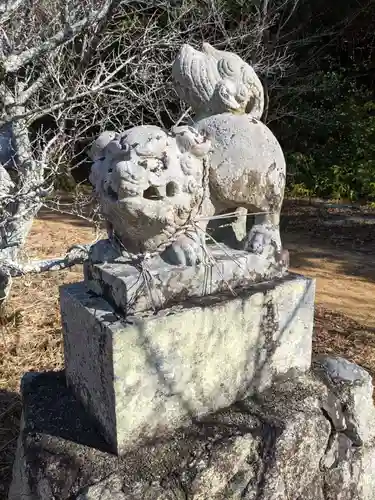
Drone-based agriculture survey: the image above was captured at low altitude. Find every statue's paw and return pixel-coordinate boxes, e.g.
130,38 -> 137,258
245,224 -> 281,258
247,232 -> 269,255
162,234 -> 203,266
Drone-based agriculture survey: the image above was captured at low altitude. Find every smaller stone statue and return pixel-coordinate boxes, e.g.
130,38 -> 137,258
172,42 -> 265,120
172,43 -> 286,262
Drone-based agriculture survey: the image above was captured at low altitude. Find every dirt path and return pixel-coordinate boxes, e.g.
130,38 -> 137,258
288,236 -> 375,327
282,201 -> 375,378
279,201 -> 375,325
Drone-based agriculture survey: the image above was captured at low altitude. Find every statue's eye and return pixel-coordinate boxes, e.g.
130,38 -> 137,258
242,68 -> 256,87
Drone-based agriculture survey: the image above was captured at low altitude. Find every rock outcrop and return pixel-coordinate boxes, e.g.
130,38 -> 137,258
9,356 -> 375,500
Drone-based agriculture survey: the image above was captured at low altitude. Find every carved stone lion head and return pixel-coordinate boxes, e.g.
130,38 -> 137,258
90,125 -> 211,254
172,42 -> 264,119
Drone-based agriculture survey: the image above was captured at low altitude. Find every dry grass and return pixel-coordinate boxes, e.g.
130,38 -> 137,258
1,212 -> 100,392
1,200 -> 375,497
313,305 -> 375,377
0,210 -> 100,498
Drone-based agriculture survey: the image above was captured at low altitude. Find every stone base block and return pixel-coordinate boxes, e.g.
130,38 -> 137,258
9,365 -> 375,500
84,240 -> 288,315
60,274 -> 314,455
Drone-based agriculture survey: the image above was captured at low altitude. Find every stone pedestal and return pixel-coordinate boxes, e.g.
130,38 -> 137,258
61,273 -> 314,455
8,362 -> 375,500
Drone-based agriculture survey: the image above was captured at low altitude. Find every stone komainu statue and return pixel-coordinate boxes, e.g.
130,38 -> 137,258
89,43 -> 286,266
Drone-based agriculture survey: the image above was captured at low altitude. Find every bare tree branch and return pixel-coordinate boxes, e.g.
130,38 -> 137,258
1,0 -> 116,73
0,243 -> 92,276
18,71 -> 51,104
0,0 -> 25,24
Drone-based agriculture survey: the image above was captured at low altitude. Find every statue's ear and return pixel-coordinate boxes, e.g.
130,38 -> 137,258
202,42 -> 216,55
89,131 -> 116,160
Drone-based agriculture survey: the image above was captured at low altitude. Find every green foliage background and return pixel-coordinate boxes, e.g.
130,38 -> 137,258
283,71 -> 375,200
271,0 -> 375,201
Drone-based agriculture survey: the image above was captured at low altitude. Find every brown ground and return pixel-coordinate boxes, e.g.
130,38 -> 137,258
1,200 -> 375,497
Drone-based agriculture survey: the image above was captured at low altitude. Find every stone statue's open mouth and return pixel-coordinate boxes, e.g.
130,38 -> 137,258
143,182 -> 178,200
143,185 -> 163,200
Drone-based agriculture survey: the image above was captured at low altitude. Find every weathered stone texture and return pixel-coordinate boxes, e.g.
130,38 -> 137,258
315,356 -> 375,445
8,364 -> 375,500
84,240 -> 287,315
172,42 -> 265,118
314,357 -> 375,500
60,274 -> 314,454
90,43 -> 287,268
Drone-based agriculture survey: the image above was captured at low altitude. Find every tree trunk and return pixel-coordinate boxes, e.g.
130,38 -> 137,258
0,107 -> 44,301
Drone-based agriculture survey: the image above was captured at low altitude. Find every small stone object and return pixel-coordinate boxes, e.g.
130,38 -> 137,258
314,356 -> 375,445
314,356 -> 375,500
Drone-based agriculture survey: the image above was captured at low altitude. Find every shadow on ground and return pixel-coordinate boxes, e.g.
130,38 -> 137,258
281,200 -> 375,284
0,390 -> 21,500
285,238 -> 375,284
